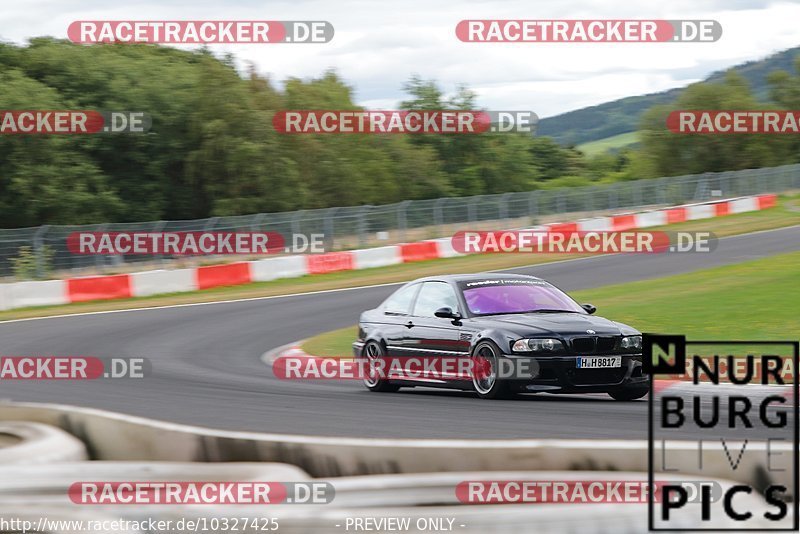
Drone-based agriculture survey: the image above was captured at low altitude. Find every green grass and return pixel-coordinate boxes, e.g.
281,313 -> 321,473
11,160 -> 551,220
1,194 -> 797,322
301,251 -> 800,357
571,251 -> 800,340
577,132 -> 639,156
302,325 -> 360,358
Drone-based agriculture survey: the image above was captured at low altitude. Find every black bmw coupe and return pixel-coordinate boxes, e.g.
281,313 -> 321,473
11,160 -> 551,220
352,273 -> 648,400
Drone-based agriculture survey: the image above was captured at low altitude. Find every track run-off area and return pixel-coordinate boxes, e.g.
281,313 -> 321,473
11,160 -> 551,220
1,225 -> 798,439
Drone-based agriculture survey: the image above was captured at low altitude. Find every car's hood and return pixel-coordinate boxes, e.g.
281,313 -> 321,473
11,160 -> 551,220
468,312 -> 631,337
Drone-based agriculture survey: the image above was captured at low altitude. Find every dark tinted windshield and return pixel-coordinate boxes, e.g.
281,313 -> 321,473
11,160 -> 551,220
461,280 -> 585,315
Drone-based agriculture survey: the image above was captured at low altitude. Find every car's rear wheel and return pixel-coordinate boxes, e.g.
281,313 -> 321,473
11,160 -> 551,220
608,386 -> 649,401
471,340 -> 514,399
361,340 -> 400,393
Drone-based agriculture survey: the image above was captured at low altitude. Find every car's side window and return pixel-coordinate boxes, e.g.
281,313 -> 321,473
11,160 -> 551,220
413,282 -> 459,318
382,283 -> 419,315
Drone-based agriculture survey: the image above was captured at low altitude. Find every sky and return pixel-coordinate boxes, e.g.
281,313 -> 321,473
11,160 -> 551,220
2,0 -> 799,118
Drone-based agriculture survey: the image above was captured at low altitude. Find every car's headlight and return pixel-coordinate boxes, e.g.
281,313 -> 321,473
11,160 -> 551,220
512,338 -> 564,352
621,335 -> 642,350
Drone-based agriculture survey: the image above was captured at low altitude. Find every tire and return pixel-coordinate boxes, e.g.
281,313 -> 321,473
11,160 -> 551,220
608,386 -> 649,401
471,340 -> 514,399
361,340 -> 400,393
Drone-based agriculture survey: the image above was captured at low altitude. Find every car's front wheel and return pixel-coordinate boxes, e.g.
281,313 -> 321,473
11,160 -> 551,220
361,340 -> 400,393
471,340 -> 514,399
608,385 -> 649,401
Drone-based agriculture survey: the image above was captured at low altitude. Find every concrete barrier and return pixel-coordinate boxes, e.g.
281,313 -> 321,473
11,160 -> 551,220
352,246 -> 401,269
7,279 -> 68,308
729,196 -> 759,214
429,237 -> 461,259
577,217 -> 612,232
130,269 -> 195,297
250,255 -> 307,282
0,422 -> 87,464
686,203 -> 714,220
634,210 -> 667,228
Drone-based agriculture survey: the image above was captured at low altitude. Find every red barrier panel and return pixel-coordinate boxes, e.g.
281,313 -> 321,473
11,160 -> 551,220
665,208 -> 686,224
306,252 -> 354,274
196,262 -> 252,290
713,201 -> 730,217
547,222 -> 579,234
399,241 -> 440,262
611,214 -> 637,231
67,274 -> 132,303
757,194 -> 777,209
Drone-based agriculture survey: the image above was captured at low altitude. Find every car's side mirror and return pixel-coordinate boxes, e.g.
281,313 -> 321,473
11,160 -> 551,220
582,303 -> 597,315
434,307 -> 461,319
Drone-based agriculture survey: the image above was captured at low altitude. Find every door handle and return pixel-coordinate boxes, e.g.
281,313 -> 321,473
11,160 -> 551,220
405,321 -> 414,329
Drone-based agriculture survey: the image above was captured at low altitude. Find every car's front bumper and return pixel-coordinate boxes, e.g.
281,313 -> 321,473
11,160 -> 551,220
504,353 -> 647,393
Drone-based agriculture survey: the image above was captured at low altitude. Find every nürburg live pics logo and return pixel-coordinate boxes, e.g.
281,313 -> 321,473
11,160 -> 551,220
645,334 -> 798,531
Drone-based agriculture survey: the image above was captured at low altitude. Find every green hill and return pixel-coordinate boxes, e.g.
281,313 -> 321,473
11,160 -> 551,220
538,46 -> 800,147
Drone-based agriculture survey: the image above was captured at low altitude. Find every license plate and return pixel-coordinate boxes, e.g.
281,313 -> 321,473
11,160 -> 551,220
576,356 -> 622,369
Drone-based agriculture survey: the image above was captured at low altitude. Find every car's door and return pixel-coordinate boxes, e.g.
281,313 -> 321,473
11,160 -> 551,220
379,283 -> 420,357
406,281 -> 468,358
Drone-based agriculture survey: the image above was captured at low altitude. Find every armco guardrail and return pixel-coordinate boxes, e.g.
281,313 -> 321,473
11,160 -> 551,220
0,466 -> 781,533
0,193 -> 779,312
0,401 -> 792,490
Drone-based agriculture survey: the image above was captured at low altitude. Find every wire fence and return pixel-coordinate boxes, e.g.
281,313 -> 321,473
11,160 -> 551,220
2,163 -> 799,280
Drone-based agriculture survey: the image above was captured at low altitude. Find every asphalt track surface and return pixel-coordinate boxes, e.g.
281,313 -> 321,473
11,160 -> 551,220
1,226 -> 798,439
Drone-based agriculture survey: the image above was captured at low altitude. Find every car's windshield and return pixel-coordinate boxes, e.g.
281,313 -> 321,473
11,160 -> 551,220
461,280 -> 585,316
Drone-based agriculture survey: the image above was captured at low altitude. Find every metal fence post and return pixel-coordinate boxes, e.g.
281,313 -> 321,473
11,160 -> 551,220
396,201 -> 410,242
467,197 -> 477,223
433,198 -> 445,236
33,225 -> 49,279
152,220 -> 166,266
500,192 -> 512,222
324,208 -> 338,250
358,205 -> 371,248
251,213 -> 267,231
528,191 -> 539,223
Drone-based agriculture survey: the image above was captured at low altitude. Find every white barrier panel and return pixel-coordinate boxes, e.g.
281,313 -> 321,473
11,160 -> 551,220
0,283 -> 9,311
686,204 -> 714,220
130,269 -> 194,297
6,280 -> 68,308
634,210 -> 667,228
250,255 -> 307,282
430,237 -> 460,258
352,246 -> 401,269
577,218 -> 612,232
729,196 -> 758,214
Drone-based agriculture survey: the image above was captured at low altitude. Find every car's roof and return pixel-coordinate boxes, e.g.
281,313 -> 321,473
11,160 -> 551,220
410,273 -> 545,284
